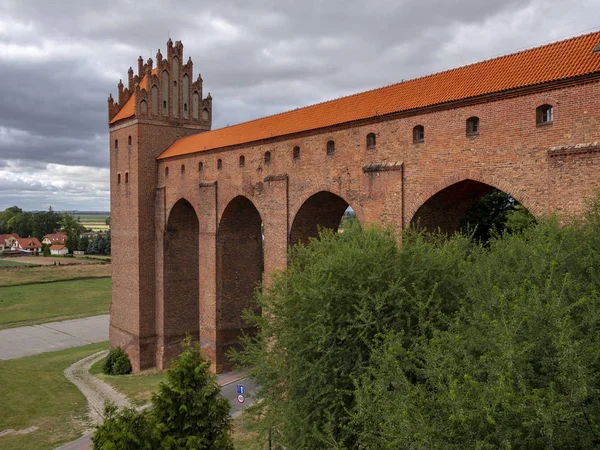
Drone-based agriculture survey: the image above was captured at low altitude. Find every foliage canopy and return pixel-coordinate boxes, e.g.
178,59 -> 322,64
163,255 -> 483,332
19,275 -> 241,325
233,198 -> 600,449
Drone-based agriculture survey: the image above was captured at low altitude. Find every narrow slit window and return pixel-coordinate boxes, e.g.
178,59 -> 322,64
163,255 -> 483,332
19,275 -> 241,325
165,166 -> 169,177
217,159 -> 222,170
366,133 -> 376,149
239,155 -> 245,168
198,161 -> 203,171
264,151 -> 271,165
181,164 -> 185,174
117,173 -> 121,184
327,140 -> 335,155
114,139 -> 118,150
293,146 -> 300,160
128,136 -> 132,146
125,172 -> 129,183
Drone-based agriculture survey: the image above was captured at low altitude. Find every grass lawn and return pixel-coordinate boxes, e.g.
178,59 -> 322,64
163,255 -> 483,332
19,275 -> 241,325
0,263 -> 111,287
90,357 -> 167,407
0,342 -> 108,450
0,259 -> 38,267
0,278 -> 111,329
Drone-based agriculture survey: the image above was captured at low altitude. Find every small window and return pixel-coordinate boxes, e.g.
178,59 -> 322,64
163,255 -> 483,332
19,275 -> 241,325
413,125 -> 425,143
125,172 -> 129,183
184,103 -> 188,112
327,140 -> 335,155
293,146 -> 300,160
181,164 -> 185,174
165,166 -> 169,177
198,161 -> 203,171
466,116 -> 479,136
117,173 -> 121,184
173,81 -> 177,87
217,159 -> 222,170
536,104 -> 553,125
366,133 -> 376,149
264,151 -> 271,165
114,139 -> 118,150
239,155 -> 245,168
128,136 -> 132,146
163,100 -> 167,109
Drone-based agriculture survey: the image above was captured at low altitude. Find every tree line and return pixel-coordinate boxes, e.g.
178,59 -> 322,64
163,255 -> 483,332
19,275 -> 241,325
0,206 -> 110,255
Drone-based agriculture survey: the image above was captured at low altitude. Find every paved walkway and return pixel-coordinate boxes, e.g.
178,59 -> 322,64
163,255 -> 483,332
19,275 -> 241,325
0,315 -> 109,360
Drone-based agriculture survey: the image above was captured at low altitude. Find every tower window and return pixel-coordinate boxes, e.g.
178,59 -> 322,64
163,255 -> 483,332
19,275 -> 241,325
117,173 -> 121,184
217,159 -> 222,170
165,166 -> 169,177
327,140 -> 335,155
184,103 -> 188,112
128,136 -> 132,146
239,155 -> 245,168
181,164 -> 185,174
466,117 -> 479,136
366,133 -> 376,149
293,146 -> 300,160
264,151 -> 271,165
125,172 -> 129,183
198,161 -> 203,171
536,104 -> 553,125
413,125 -> 425,143
163,100 -> 167,109
114,139 -> 118,150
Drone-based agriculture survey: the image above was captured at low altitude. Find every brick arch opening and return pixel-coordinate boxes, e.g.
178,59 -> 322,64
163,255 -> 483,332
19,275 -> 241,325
409,179 -> 529,234
289,191 -> 355,245
216,195 -> 263,372
163,198 -> 199,363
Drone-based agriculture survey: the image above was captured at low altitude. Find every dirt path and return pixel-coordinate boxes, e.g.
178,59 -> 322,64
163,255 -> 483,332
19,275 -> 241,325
63,350 -> 130,425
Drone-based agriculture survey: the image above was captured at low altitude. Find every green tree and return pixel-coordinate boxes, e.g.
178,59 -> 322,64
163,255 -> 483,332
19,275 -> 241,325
60,214 -> 84,253
233,223 -> 471,448
93,340 -> 232,450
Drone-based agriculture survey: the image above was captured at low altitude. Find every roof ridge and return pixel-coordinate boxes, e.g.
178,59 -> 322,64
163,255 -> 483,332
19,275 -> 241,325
179,28 -> 600,138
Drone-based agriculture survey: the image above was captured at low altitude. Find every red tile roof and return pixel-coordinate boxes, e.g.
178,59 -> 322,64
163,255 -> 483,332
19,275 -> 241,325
157,30 -> 600,160
49,244 -> 66,250
16,238 -> 42,250
43,232 -> 67,244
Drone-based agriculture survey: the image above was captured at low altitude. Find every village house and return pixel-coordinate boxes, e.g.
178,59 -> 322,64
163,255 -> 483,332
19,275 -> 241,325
12,237 -> 42,255
0,234 -> 19,252
50,244 -> 69,255
42,232 -> 67,246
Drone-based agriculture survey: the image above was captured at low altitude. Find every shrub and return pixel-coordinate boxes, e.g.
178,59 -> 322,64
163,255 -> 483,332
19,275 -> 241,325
103,347 -> 132,375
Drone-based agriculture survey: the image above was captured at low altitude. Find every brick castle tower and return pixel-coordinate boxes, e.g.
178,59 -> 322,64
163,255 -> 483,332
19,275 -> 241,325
108,39 -> 212,371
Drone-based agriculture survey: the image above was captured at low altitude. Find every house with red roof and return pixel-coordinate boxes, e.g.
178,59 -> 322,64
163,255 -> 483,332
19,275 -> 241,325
42,232 -> 67,246
50,244 -> 68,255
12,237 -> 42,255
0,234 -> 19,252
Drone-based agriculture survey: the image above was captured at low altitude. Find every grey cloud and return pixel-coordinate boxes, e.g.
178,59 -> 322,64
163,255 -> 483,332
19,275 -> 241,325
0,0 -> 599,210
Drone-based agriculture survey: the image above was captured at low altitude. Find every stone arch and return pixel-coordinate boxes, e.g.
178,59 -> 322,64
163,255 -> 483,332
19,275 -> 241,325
406,171 -> 542,232
216,195 -> 263,372
290,190 -> 359,245
162,198 -> 200,363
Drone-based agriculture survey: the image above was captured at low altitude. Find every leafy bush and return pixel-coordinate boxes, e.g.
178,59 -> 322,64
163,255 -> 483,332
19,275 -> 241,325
234,196 -> 600,449
103,347 -> 132,375
93,339 -> 232,450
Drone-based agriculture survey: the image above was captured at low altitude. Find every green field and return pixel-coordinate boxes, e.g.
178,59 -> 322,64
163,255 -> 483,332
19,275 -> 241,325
74,213 -> 110,231
0,278 -> 111,329
0,342 -> 108,450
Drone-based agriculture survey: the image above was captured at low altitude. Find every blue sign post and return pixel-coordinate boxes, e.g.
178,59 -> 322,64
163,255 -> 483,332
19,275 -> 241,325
236,384 -> 245,426
236,384 -> 244,395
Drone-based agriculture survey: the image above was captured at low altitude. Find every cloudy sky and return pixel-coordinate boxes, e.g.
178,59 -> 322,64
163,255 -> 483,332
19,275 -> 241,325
1,0 -> 599,211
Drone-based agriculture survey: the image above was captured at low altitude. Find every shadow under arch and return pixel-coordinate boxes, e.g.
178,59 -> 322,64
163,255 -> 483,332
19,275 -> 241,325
409,178 -> 533,234
216,195 -> 263,372
163,198 -> 200,363
289,190 -> 357,245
